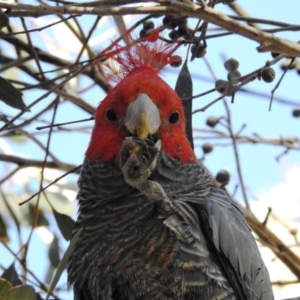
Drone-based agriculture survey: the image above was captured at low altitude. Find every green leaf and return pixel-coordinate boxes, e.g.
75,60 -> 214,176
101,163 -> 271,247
27,204 -> 49,227
7,285 -> 36,300
45,228 -> 82,300
44,265 -> 55,286
8,133 -> 28,144
1,190 -> 20,235
0,76 -> 27,111
0,212 -> 9,243
0,278 -> 11,298
53,208 -> 74,241
48,236 -> 60,268
1,263 -> 22,287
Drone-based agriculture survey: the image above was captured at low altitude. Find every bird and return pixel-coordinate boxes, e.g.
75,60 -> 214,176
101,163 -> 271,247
67,29 -> 274,300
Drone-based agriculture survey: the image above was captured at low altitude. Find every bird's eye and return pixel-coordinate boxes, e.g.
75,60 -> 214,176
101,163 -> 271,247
168,112 -> 180,124
106,108 -> 118,122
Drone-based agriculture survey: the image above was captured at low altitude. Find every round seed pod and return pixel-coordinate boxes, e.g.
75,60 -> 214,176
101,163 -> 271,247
163,15 -> 176,29
139,28 -> 147,38
215,79 -> 230,94
170,55 -> 182,68
227,70 -> 241,84
261,67 -> 276,83
202,143 -> 213,154
224,58 -> 239,72
292,109 -> 300,118
169,30 -> 181,40
143,20 -> 154,31
206,116 -> 218,128
191,43 -> 206,58
177,26 -> 189,37
175,17 -> 187,29
216,170 -> 230,186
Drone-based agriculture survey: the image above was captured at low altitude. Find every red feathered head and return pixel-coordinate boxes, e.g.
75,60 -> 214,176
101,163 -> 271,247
86,28 -> 196,164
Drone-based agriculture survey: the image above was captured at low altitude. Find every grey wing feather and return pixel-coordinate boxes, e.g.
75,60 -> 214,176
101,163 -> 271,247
195,186 -> 274,300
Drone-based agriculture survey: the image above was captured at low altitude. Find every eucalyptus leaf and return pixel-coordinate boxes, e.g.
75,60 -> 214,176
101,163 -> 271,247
45,228 -> 82,300
27,204 -> 49,227
48,236 -> 60,268
7,284 -> 36,300
53,209 -> 75,241
0,278 -> 11,298
1,190 -> 20,235
1,264 -> 22,287
0,212 -> 9,243
0,76 -> 27,111
175,59 -> 194,149
45,265 -> 55,286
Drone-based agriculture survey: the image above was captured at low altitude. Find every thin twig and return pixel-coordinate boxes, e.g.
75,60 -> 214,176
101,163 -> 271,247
0,1 -> 300,56
0,154 -> 78,173
19,165 -> 82,206
269,58 -> 295,111
0,66 -> 85,132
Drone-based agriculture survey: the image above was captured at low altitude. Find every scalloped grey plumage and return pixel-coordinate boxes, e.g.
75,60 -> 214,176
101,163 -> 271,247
67,152 -> 274,300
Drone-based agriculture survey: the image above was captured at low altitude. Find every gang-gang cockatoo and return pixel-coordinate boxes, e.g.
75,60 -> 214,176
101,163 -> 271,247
67,29 -> 274,300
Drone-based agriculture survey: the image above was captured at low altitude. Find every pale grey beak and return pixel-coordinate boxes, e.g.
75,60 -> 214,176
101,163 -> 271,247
125,93 -> 161,139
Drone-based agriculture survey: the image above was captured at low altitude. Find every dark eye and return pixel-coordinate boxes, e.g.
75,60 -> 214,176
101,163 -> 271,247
168,112 -> 180,124
106,108 -> 118,122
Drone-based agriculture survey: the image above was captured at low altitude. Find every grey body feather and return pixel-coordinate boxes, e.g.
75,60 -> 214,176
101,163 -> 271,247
68,152 -> 273,300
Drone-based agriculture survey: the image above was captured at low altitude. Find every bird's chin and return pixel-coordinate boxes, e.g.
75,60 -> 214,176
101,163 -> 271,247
127,134 -> 162,153
126,132 -> 160,148
147,132 -> 161,152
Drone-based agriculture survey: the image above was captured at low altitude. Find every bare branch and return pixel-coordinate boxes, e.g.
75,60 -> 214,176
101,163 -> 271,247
0,1 -> 300,56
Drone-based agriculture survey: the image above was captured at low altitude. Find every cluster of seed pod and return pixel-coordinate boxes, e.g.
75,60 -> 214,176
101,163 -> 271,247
215,57 -> 277,95
163,15 -> 207,59
139,20 -> 155,39
162,15 -> 191,41
225,58 -> 241,83
201,116 -> 220,155
139,20 -> 183,68
215,58 -> 240,95
141,16 -> 208,61
202,116 -> 231,187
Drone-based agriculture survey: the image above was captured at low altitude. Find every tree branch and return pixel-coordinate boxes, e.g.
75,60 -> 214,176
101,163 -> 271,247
1,1 -> 300,56
0,153 -> 78,173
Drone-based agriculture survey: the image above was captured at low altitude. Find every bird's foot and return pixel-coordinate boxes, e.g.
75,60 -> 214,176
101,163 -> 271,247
120,137 -> 160,171
120,137 -> 165,201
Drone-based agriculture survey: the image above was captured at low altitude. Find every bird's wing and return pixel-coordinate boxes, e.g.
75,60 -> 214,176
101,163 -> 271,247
187,185 -> 274,300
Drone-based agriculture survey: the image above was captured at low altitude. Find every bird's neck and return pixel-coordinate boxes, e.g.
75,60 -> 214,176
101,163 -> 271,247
77,153 -> 211,213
